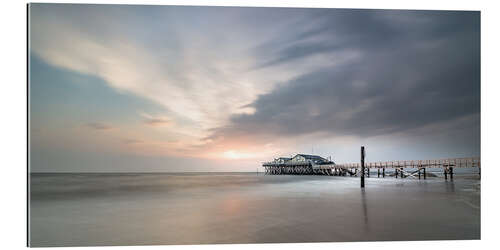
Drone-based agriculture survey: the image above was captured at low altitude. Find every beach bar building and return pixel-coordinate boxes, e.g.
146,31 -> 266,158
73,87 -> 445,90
262,154 -> 342,175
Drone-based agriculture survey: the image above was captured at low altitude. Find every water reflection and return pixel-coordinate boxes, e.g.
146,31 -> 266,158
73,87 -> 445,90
446,180 -> 456,193
361,188 -> 369,231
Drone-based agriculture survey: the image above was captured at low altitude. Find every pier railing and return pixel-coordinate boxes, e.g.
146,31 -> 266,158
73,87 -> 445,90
335,157 -> 480,169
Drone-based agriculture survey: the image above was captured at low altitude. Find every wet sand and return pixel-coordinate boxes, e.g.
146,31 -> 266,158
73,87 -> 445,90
29,173 -> 480,247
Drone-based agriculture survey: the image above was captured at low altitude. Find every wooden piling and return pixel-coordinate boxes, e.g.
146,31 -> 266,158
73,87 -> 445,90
478,160 -> 481,176
361,146 -> 365,188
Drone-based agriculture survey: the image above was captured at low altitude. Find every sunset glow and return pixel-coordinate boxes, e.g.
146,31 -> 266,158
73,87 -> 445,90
223,150 -> 254,160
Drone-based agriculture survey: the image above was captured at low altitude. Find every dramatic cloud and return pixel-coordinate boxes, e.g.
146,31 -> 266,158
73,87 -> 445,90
29,5 -> 331,138
207,10 -> 480,150
29,4 -> 480,170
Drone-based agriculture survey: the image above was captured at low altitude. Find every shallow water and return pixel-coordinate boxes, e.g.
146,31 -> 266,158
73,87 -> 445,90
29,173 -> 480,247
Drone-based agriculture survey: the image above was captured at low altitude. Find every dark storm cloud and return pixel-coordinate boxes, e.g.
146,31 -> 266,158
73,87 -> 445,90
210,10 -> 480,142
257,10 -> 479,67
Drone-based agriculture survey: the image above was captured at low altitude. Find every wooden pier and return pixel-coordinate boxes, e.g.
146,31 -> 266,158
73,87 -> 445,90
262,156 -> 480,179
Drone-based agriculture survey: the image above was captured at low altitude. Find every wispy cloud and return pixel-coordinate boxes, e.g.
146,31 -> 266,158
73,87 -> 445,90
29,5 -> 336,141
140,113 -> 171,126
86,122 -> 114,130
144,118 -> 170,126
122,139 -> 143,144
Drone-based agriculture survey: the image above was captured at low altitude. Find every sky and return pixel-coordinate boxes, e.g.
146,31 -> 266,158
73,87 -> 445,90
28,4 -> 480,172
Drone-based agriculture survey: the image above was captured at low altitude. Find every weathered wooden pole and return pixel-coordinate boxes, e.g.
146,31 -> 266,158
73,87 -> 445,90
478,159 -> 481,176
361,146 -> 365,188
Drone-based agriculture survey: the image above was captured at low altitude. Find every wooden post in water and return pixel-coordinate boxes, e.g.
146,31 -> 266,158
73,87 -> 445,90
361,146 -> 365,188
478,159 -> 481,176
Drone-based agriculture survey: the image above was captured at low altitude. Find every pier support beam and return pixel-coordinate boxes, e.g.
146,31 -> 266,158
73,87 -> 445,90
361,146 -> 365,188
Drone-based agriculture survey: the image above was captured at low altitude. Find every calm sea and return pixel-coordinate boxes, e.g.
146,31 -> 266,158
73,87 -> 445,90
29,171 -> 480,247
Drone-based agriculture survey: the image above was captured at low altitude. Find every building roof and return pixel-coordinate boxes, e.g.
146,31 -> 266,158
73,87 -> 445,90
265,154 -> 334,165
295,154 -> 327,161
